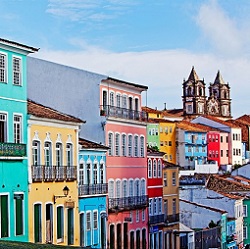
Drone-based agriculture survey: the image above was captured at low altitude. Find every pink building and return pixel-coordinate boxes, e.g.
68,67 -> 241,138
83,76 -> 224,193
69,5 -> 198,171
100,77 -> 148,249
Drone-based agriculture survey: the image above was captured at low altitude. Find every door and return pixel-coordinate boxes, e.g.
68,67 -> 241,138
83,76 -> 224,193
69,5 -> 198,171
67,208 -> 74,245
34,204 -> 42,243
46,204 -> 53,243
101,215 -> 106,249
80,213 -> 84,247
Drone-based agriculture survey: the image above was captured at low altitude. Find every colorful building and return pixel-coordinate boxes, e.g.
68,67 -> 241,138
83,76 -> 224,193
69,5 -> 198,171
27,99 -> 83,245
0,38 -> 38,241
78,138 -> 109,248
100,77 -> 148,249
147,121 -> 160,149
147,147 -> 165,248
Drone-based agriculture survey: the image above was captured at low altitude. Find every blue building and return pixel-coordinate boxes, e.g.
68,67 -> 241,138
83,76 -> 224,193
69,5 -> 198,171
0,38 -> 38,241
78,138 -> 109,248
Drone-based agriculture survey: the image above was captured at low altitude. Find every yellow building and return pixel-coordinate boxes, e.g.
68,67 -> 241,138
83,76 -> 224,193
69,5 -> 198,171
162,161 -> 180,249
27,100 -> 84,246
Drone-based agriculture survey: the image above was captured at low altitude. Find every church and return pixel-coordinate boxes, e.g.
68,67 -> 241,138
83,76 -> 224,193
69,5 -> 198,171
182,67 -> 232,119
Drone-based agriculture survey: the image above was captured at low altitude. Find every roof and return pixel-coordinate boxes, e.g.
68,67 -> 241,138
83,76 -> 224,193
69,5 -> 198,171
147,146 -> 165,156
0,37 -> 39,53
102,77 -> 148,90
196,115 -> 240,128
226,119 -> 248,142
236,114 -> 250,124
187,66 -> 200,82
161,108 -> 183,117
213,70 -> 226,85
176,120 -> 215,132
142,106 -> 162,114
28,99 -> 84,123
79,137 -> 109,150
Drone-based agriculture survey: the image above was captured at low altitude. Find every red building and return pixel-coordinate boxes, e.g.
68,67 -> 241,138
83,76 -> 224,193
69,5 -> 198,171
207,131 -> 221,165
147,147 -> 165,248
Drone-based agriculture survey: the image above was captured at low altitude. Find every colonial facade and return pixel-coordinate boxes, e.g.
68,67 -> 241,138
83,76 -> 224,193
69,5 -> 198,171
100,77 -> 148,249
27,99 -> 83,245
78,138 -> 109,248
0,38 -> 38,241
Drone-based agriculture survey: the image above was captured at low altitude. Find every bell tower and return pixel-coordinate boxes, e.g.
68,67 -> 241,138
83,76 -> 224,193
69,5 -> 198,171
207,70 -> 231,118
182,67 -> 206,117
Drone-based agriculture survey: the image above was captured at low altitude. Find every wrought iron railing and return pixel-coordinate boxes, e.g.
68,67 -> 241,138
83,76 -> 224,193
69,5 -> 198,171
100,105 -> 147,122
32,165 -> 77,182
108,195 -> 148,211
165,213 -> 179,224
78,183 -> 108,196
149,214 -> 165,225
0,142 -> 26,157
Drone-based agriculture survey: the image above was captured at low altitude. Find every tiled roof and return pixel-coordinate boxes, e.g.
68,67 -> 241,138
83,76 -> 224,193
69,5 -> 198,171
236,114 -> 250,124
226,119 -> 248,142
28,99 -> 84,123
176,120 -> 215,132
198,115 -> 240,128
161,108 -> 183,117
79,138 -> 109,150
180,199 -> 227,214
142,106 -> 162,114
148,118 -> 175,123
147,146 -> 165,156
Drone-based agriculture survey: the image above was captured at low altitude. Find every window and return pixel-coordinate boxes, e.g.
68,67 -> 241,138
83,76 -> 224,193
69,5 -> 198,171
142,209 -> 145,221
134,179 -> 140,196
164,200 -> 168,219
66,143 -> 73,166
148,159 -> 152,178
134,135 -> 138,157
243,205 -> 247,217
153,159 -> 157,178
122,95 -> 127,108
57,206 -> 64,240
79,161 -> 84,185
13,115 -> 22,143
169,127 -> 172,133
169,155 -> 172,161
226,136 -> 228,143
0,53 -> 7,83
140,136 -> 145,157
116,94 -> 121,107
14,193 -> 24,236
44,142 -> 52,166
129,179 -> 133,197
169,141 -> 172,146
86,163 -> 91,185
56,143 -> 63,166
128,135 -> 132,157
122,180 -> 128,198
157,160 -> 162,178
86,212 -> 91,230
93,163 -> 98,184
149,199 -> 153,215
115,133 -> 120,156
243,226 -> 247,239
0,195 -> 9,237
165,127 -> 168,134
172,199 -> 176,215
116,180 -> 121,198
154,198 -> 157,215
13,57 -> 21,85
93,211 -> 98,229
188,146 -> 192,152
32,141 -> 40,166
221,136 -> 223,142
0,114 -> 7,142
226,150 -> 229,157
108,133 -> 114,156
141,179 -> 146,196
221,150 -> 223,157
108,180 -> 114,198
109,92 -> 114,106
100,163 -> 104,184
122,134 -> 126,156
158,198 -> 162,214
163,172 -> 167,186
155,129 -> 159,135
172,172 -> 176,186
136,210 -> 139,222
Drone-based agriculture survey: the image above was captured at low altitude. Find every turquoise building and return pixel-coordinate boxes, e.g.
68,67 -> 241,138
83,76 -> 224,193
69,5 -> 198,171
78,138 -> 109,248
0,38 -> 38,241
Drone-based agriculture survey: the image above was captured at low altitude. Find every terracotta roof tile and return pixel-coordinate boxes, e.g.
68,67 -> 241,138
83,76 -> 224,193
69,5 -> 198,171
177,120 -> 216,132
79,138 -> 109,150
199,115 -> 240,128
142,106 -> 162,114
28,99 -> 84,123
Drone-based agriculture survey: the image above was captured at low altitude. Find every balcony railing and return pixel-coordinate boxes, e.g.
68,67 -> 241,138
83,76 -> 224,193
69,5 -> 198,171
100,105 -> 147,122
0,142 -> 26,157
108,195 -> 148,212
149,214 -> 165,225
78,183 -> 108,196
165,213 -> 179,224
32,165 -> 77,182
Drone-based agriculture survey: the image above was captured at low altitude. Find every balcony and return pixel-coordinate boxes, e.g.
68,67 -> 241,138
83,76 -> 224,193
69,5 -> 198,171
100,105 -> 147,122
165,213 -> 179,224
149,214 -> 165,225
108,195 -> 148,212
31,165 -> 77,182
0,142 -> 26,157
78,183 -> 108,196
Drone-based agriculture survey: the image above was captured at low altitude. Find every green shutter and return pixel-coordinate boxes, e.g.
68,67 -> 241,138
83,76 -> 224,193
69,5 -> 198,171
15,197 -> 23,235
1,195 -> 9,237
34,204 -> 41,242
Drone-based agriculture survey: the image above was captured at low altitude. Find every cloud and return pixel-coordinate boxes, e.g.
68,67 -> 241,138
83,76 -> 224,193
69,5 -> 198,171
196,0 -> 250,57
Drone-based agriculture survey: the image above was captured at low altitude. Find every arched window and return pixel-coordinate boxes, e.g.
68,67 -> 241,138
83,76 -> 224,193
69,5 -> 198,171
199,87 -> 203,96
134,135 -> 138,157
140,136 -> 145,157
93,163 -> 98,184
108,180 -> 114,198
148,159 -> 152,178
109,92 -> 114,106
116,180 -> 121,198
157,159 -> 162,178
122,134 -> 126,156
128,135 -> 133,157
79,159 -> 84,185
32,140 -> 40,166
115,133 -> 120,156
55,142 -> 63,166
44,141 -> 52,166
108,132 -> 114,156
134,179 -> 140,196
187,86 -> 192,96
153,159 -> 157,178
100,163 -> 104,184
122,179 -> 128,198
66,143 -> 73,166
129,179 -> 133,197
141,179 -> 146,196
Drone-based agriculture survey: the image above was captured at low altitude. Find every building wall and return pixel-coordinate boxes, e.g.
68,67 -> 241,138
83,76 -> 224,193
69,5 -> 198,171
147,123 -> 160,149
220,132 -> 229,166
28,121 -> 80,245
27,57 -> 106,143
207,131 -> 220,165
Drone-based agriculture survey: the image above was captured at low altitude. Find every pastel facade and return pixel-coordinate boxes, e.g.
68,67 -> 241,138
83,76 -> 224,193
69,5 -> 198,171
147,122 -> 160,149
0,38 -> 38,241
147,148 -> 165,249
78,138 -> 109,248
100,77 -> 148,249
27,100 -> 83,246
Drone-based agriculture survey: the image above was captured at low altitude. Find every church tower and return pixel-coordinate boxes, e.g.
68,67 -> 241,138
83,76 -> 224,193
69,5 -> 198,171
182,67 -> 206,117
207,70 -> 231,118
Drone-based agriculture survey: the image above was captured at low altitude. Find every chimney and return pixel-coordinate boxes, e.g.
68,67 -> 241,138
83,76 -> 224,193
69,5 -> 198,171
164,103 -> 167,110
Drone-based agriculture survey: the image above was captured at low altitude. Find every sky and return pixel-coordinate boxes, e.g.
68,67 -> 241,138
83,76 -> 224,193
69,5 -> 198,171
1,0 -> 250,118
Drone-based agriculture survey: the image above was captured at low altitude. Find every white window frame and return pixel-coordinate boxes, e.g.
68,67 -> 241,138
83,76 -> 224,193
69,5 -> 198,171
157,159 -> 162,178
55,142 -> 63,167
13,114 -> 22,143
93,210 -> 98,229
148,159 -> 152,178
115,133 -> 120,156
0,53 -> 7,83
134,135 -> 139,157
86,212 -> 91,231
128,134 -> 133,157
108,132 -> 114,156
140,136 -> 145,157
66,143 -> 73,166
122,134 -> 126,156
13,56 -> 22,86
153,159 -> 157,178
